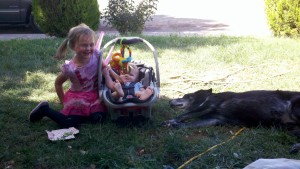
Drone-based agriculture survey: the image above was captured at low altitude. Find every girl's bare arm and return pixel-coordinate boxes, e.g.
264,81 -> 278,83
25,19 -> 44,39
55,73 -> 68,104
102,67 -> 115,90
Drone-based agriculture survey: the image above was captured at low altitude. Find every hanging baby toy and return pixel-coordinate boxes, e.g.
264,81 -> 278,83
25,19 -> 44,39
109,43 -> 132,74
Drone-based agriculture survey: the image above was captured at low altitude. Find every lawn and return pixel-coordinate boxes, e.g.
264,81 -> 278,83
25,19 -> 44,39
1,35 -> 300,168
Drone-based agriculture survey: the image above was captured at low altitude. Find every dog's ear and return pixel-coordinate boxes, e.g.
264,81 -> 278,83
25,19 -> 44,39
208,88 -> 212,93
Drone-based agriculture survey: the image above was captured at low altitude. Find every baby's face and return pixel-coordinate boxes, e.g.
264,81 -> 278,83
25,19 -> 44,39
120,66 -> 138,83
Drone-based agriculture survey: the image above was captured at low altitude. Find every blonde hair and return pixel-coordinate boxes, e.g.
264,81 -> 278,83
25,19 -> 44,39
54,23 -> 97,60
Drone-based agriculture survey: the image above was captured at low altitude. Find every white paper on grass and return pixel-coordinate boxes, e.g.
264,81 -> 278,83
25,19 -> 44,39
46,127 -> 79,141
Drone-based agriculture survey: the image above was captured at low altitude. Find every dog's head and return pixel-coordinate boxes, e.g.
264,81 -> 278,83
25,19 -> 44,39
169,89 -> 213,111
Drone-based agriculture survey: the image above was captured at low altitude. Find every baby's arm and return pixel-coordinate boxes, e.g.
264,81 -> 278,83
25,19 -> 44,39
109,68 -> 123,84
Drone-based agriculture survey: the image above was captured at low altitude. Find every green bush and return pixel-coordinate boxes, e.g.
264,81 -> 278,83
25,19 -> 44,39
102,0 -> 158,35
32,0 -> 100,37
265,0 -> 300,37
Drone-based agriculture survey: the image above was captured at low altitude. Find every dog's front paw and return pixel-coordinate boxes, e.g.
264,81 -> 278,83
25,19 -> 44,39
161,119 -> 182,128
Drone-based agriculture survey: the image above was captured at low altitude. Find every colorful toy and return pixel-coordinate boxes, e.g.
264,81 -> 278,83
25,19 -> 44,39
109,44 -> 132,74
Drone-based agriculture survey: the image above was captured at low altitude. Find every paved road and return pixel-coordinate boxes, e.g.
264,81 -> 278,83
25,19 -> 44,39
100,0 -> 271,36
0,0 -> 271,40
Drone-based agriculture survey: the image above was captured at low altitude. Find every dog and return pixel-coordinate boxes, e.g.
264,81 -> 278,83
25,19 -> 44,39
162,89 -> 300,153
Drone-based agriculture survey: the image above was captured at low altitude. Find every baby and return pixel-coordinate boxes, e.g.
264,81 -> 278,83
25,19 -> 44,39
103,63 -> 154,101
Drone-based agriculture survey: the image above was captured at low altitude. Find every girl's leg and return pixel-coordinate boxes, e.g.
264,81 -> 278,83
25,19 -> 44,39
45,108 -> 87,128
89,112 -> 106,124
29,101 -> 49,122
29,101 -> 87,128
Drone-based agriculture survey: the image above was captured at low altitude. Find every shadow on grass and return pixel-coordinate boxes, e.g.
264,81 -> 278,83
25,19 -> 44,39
0,35 -> 248,116
0,36 -> 274,168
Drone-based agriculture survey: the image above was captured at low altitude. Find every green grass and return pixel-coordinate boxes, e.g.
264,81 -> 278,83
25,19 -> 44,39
1,35 -> 300,168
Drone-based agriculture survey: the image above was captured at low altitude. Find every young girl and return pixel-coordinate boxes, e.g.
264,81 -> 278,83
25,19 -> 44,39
102,63 -> 153,101
29,23 -> 106,128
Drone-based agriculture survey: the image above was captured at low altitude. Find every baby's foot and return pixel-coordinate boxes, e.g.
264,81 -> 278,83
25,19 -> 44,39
138,87 -> 154,101
113,80 -> 124,97
135,91 -> 142,98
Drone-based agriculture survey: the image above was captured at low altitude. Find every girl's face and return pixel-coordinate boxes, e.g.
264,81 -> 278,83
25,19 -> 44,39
74,34 -> 95,58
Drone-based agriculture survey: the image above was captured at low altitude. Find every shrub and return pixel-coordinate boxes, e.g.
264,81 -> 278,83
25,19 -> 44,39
102,0 -> 158,35
265,0 -> 300,37
32,0 -> 100,37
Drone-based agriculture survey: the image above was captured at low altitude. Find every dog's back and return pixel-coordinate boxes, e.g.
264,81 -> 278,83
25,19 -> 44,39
169,89 -> 300,128
165,89 -> 300,153
203,90 -> 300,126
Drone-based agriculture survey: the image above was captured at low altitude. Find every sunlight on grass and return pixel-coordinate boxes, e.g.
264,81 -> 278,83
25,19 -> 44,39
1,36 -> 300,168
24,71 -> 58,101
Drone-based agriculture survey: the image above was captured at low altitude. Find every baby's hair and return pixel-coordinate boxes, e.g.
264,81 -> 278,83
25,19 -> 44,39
128,63 -> 138,74
54,23 -> 97,60
127,63 -> 140,82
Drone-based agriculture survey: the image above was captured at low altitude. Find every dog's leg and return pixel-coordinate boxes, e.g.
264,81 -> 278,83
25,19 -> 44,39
161,109 -> 215,128
283,96 -> 300,154
163,118 -> 223,128
286,129 -> 300,154
174,108 -> 212,122
181,118 -> 224,128
160,118 -> 183,128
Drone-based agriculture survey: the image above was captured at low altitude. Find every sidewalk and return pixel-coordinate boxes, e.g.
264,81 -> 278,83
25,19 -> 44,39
0,0 -> 271,40
100,0 -> 271,36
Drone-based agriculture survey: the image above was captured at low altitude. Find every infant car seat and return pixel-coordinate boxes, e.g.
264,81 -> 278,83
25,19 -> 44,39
98,37 -> 160,121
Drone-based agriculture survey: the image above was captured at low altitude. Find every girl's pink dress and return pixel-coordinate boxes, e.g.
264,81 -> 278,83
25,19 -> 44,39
60,51 -> 106,116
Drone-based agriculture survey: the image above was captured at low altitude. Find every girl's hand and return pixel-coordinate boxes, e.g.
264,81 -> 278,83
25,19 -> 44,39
102,67 -> 110,76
